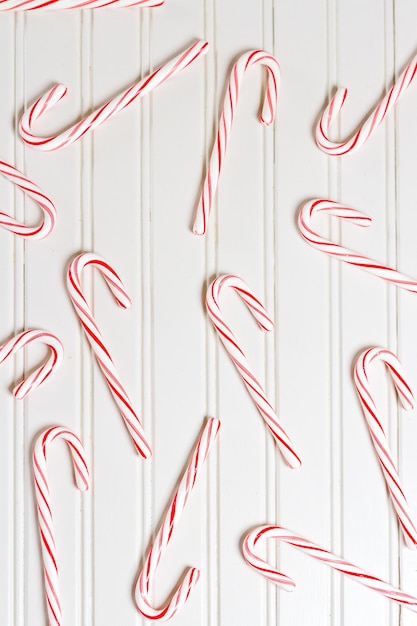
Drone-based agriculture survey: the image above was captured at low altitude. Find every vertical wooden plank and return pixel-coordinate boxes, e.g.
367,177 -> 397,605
145,4 -> 209,626
381,7 -> 400,626
79,12 -> 94,626
262,2 -> 279,625
89,10 -> 144,625
393,2 -> 417,625
0,13 -> 23,626
13,14 -> 27,626
335,1 -> 397,624
22,11 -> 84,626
201,2 -> 220,625
211,2 -> 270,624
138,9 -> 154,626
326,1 -> 344,621
274,1 -> 331,625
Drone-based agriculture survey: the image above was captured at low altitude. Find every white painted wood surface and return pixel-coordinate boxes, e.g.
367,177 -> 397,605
0,1 -> 417,624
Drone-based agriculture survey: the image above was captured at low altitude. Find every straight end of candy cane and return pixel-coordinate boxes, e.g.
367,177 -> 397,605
285,448 -> 302,470
115,293 -> 132,310
400,389 -> 415,412
192,225 -> 205,236
268,573 -> 297,591
138,447 -> 152,460
207,416 -> 221,435
404,531 -> 417,550
183,39 -> 209,70
135,437 -> 152,460
259,317 -> 274,333
192,203 -> 207,236
195,40 -> 209,57
352,214 -> 373,228
75,471 -> 90,492
271,423 -> 302,469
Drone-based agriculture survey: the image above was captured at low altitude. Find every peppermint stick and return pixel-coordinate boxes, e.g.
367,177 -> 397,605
20,40 -> 208,151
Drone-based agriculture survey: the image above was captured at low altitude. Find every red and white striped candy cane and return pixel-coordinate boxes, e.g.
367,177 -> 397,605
0,160 -> 56,239
298,199 -> 417,293
316,52 -> 417,156
0,0 -> 162,9
135,417 -> 220,621
0,329 -> 63,398
354,347 -> 417,548
67,252 -> 151,458
243,525 -> 417,612
33,426 -> 90,626
193,50 -> 280,236
206,275 -> 301,468
19,40 -> 208,151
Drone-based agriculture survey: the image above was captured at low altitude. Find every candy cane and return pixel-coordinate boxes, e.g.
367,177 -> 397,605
19,40 -> 208,151
193,49 -> 280,235
316,52 -> 417,156
243,525 -> 417,612
67,252 -> 151,458
135,417 -> 220,621
206,275 -> 301,468
33,426 -> 90,626
0,329 -> 63,398
354,347 -> 417,548
0,0 -> 162,9
0,160 -> 56,239
298,199 -> 417,293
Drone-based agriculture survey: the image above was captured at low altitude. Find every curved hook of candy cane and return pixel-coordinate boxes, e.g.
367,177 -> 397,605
354,347 -> 417,548
243,525 -> 417,612
0,160 -> 56,239
67,252 -> 152,459
19,40 -> 208,152
298,199 -> 417,294
0,0 -> 163,9
193,49 -> 280,236
135,417 -> 220,621
33,426 -> 90,626
0,329 -> 63,399
206,275 -> 301,468
316,52 -> 417,156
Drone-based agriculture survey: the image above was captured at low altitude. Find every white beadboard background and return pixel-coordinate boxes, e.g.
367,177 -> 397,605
0,0 -> 417,625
